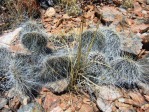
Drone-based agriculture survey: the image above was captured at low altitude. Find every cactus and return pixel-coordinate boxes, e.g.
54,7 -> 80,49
6,54 -> 41,97
0,71 -> 14,91
97,57 -> 142,87
20,21 -> 43,35
99,28 -> 122,61
21,32 -> 48,54
38,51 -> 71,93
0,48 -> 12,91
84,51 -> 107,83
137,58 -> 149,85
81,29 -> 105,52
39,53 -> 71,82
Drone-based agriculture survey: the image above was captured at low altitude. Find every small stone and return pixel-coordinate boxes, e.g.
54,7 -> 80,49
95,86 -> 123,101
83,98 -> 91,105
97,97 -> 112,112
79,104 -> 94,112
118,98 -> 139,106
118,107 -> 135,112
100,6 -> 122,23
131,24 -> 149,33
128,92 -> 146,106
134,2 -> 142,13
144,95 -> 149,102
50,106 -> 63,112
115,100 -> 132,108
45,7 -> 56,17
22,97 -> 30,105
142,10 -> 147,15
0,98 -> 7,109
0,27 -> 22,48
45,78 -> 69,93
43,92 -> 60,111
63,14 -> 70,19
118,98 -> 125,103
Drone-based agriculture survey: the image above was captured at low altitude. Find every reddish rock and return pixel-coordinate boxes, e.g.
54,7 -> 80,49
83,97 -> 91,105
100,6 -> 122,23
144,95 -> 149,102
128,92 -> 146,106
118,98 -> 140,106
95,86 -> 123,101
131,24 -> 149,33
97,97 -> 112,112
115,100 -> 132,108
79,104 -> 94,112
43,92 -> 60,111
118,107 -> 135,112
134,2 -> 142,16
49,106 -> 63,112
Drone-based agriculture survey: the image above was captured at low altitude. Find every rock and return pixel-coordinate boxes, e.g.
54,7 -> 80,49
128,92 -> 146,106
45,78 -> 69,93
95,86 -> 123,101
120,32 -> 143,55
63,14 -> 70,19
118,98 -> 140,106
100,6 -> 122,23
118,106 -> 136,112
43,92 -> 60,111
144,95 -> 149,102
83,98 -> 91,105
50,106 -> 63,112
18,103 -> 44,112
22,97 -> 30,105
96,97 -> 112,112
0,98 -> 7,109
0,27 -> 22,48
79,104 -> 94,112
115,100 -> 131,108
45,7 -> 56,17
134,2 -> 142,15
131,24 -> 149,33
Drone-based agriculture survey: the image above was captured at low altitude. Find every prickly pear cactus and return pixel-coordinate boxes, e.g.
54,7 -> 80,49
81,29 -> 105,52
21,32 -> 48,54
0,20 -> 148,98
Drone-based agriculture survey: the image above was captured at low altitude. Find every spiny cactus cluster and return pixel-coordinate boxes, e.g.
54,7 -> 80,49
0,21 -> 148,98
0,21 -> 71,97
81,27 -> 149,88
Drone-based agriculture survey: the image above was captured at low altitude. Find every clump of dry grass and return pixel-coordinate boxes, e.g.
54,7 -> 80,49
0,0 -> 40,34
